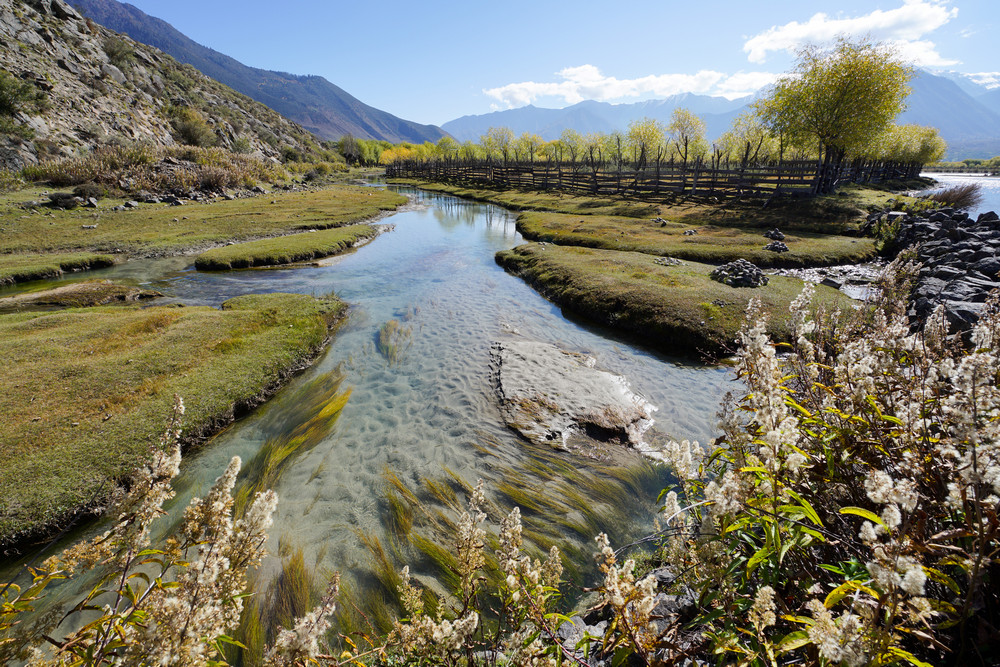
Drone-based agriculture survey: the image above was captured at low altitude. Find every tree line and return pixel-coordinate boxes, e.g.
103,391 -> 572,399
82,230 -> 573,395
376,40 -> 947,194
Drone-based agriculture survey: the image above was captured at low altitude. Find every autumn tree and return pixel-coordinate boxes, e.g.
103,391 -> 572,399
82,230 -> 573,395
559,128 -> 585,163
755,38 -> 912,192
716,111 -> 779,163
667,108 -> 708,164
513,132 -> 543,162
482,126 -> 514,163
626,117 -> 666,168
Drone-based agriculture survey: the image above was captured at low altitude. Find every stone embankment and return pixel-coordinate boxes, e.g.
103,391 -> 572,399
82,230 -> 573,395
882,208 -> 1000,330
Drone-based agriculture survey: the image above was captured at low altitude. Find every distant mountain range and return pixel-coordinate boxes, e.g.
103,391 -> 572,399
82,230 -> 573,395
71,0 -> 447,144
442,71 -> 1000,160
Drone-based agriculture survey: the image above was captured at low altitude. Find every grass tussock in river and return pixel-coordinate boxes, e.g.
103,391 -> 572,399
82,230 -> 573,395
0,292 -> 346,548
515,211 -> 876,268
194,224 -> 378,270
496,243 -> 854,358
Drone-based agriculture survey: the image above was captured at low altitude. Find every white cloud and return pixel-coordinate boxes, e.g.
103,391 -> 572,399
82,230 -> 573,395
966,72 -> 1000,89
743,0 -> 959,66
483,66 -> 779,108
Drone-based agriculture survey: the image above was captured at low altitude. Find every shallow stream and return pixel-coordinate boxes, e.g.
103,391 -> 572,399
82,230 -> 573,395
2,186 -> 733,630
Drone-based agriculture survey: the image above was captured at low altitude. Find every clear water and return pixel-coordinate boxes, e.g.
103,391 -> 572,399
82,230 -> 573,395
920,173 -> 1000,217
2,187 -> 732,613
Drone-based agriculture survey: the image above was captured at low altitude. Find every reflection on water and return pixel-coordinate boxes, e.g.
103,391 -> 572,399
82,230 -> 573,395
2,187 -> 733,634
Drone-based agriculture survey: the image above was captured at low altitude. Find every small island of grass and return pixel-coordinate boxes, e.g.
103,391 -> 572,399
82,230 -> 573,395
496,243 -> 855,358
194,223 -> 379,270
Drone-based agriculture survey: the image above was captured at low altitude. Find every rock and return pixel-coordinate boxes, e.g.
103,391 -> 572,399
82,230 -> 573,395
764,240 -> 789,253
490,340 -> 654,451
84,197 -> 98,208
81,223 -> 97,229
123,200 -> 139,209
100,63 -> 126,85
763,228 -> 785,241
978,211 -> 1000,224
653,256 -> 681,267
682,229 -> 697,236
711,259 -> 768,288
47,192 -> 83,209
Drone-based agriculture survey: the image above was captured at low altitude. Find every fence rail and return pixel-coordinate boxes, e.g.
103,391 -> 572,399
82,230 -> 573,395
386,157 -> 922,202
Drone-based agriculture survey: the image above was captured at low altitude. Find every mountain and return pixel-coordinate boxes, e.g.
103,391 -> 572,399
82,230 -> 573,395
442,71 -> 1000,160
0,0 -> 320,169
70,0 -> 446,144
442,94 -> 749,143
898,71 -> 1000,159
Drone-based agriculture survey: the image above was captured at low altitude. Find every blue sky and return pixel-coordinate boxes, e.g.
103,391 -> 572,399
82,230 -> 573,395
118,0 -> 999,126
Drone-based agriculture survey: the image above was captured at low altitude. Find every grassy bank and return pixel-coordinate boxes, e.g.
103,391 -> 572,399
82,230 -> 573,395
0,280 -> 161,310
389,178 -> 926,232
0,252 -> 116,286
515,212 -> 875,267
0,292 -> 346,547
495,243 -> 854,358
0,185 -> 405,271
195,224 -> 378,270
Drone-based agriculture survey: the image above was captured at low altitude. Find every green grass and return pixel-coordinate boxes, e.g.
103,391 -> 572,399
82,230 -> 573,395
0,292 -> 347,546
0,280 -> 161,309
0,252 -> 116,286
390,178 -> 924,232
515,212 -> 876,267
194,224 -> 378,270
495,243 -> 854,358
0,185 -> 405,258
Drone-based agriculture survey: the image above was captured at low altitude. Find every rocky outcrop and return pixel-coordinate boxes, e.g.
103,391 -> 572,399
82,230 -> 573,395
710,259 -> 768,288
885,208 -> 1000,331
489,340 -> 654,451
0,0 -> 318,169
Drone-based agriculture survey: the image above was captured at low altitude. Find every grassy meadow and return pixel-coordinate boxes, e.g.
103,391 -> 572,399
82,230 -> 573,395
0,292 -> 346,546
515,211 -> 876,267
0,185 -> 406,283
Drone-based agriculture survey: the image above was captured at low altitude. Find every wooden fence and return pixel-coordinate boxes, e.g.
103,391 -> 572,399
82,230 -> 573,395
386,157 -> 920,202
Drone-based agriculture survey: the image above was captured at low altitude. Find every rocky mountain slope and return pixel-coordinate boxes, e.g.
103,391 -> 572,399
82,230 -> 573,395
70,0 -> 448,144
0,0 -> 322,170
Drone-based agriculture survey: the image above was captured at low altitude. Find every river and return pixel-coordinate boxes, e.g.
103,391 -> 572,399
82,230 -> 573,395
2,186 -> 733,634
921,172 -> 1000,216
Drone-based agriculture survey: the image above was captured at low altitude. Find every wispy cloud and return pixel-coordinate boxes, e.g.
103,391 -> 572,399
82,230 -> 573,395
483,65 -> 779,109
966,72 -> 1000,89
743,0 -> 959,67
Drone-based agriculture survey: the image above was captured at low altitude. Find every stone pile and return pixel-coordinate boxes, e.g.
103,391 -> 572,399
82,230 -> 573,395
886,208 -> 1000,330
710,259 -> 769,288
764,240 -> 789,253
764,228 -> 785,241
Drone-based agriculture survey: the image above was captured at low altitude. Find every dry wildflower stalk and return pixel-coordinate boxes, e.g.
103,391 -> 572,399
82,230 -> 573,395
1,396 -> 342,666
659,257 -> 1000,665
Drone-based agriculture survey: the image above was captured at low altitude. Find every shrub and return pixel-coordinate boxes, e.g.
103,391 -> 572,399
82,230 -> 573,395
170,107 -> 217,148
655,259 -> 1000,665
928,182 -> 984,211
102,36 -> 135,69
232,135 -> 252,154
0,70 -> 47,118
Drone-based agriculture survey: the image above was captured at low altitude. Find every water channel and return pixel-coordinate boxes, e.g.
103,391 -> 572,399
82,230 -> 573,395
2,186 -> 733,631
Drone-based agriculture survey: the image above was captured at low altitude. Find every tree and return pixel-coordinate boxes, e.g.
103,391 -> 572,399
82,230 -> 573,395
755,38 -> 912,192
482,126 -> 514,163
513,132 -> 543,162
666,108 -> 708,164
559,128 -> 585,163
716,111 -> 779,163
338,134 -> 361,164
626,117 -> 666,168
436,135 -> 458,159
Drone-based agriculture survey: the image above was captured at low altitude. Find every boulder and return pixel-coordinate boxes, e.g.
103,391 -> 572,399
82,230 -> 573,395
490,340 -> 654,451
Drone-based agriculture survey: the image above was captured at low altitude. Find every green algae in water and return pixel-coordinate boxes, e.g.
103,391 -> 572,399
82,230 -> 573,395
375,318 -> 412,364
